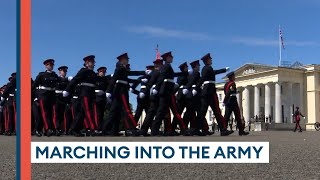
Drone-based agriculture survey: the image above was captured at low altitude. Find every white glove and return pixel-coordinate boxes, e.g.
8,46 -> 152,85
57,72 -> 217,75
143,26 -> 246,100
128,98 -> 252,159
107,97 -> 112,103
141,78 -> 148,83
192,89 -> 197,96
188,69 -> 193,75
152,89 -> 158,95
68,76 -> 73,81
0,97 -> 4,103
139,92 -> 145,99
34,98 -> 38,102
304,117 -> 306,119
226,67 -> 230,71
110,74 -> 114,77
182,89 -> 189,95
145,70 -> 152,75
129,88 -> 134,93
106,93 -> 112,98
63,91 -> 69,97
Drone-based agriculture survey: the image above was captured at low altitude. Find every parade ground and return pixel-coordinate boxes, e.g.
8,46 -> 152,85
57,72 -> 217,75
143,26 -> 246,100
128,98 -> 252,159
26,131 -> 319,180
0,136 -> 16,180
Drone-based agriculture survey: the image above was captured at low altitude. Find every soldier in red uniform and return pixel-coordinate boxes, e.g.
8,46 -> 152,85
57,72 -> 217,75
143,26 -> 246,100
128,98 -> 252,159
293,107 -> 305,132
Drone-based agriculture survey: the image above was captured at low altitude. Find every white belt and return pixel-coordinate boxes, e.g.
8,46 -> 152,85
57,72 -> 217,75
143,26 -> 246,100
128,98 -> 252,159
164,79 -> 175,83
116,80 -> 128,85
192,85 -> 196,88
203,81 -> 216,85
95,90 -> 105,93
72,96 -> 78,99
38,86 -> 55,91
9,94 -> 15,97
152,85 -> 156,88
230,94 -> 237,97
140,85 -> 147,89
55,90 -> 63,94
79,83 -> 95,87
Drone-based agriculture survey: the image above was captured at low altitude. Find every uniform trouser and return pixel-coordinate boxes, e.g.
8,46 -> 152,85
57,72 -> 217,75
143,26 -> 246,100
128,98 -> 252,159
294,120 -> 302,131
140,98 -> 159,132
103,93 -> 136,133
183,97 -> 200,130
171,97 -> 187,130
31,103 -> 35,132
196,93 -> 227,131
66,98 -> 81,132
152,94 -> 186,133
134,97 -> 150,123
71,96 -> 97,132
0,110 -> 4,133
94,100 -> 106,130
4,98 -> 16,133
224,102 -> 244,131
54,99 -> 66,131
38,94 -> 56,131
32,101 -> 43,132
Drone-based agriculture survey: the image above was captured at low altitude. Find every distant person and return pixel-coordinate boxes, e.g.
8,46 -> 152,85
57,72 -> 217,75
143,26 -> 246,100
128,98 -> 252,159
293,107 -> 305,132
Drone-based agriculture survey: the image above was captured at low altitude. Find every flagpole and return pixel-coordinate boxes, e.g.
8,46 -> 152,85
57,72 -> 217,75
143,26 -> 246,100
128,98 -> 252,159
279,25 -> 282,66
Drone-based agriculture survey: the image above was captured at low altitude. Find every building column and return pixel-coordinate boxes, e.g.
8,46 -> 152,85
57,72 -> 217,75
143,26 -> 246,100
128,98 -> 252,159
299,83 -> 304,114
254,85 -> 260,117
275,82 -> 282,123
264,83 -> 271,123
287,82 -> 293,123
242,87 -> 250,124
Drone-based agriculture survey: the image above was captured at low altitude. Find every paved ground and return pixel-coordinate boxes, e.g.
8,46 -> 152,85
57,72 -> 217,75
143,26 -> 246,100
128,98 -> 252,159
29,131 -> 320,179
0,136 -> 16,180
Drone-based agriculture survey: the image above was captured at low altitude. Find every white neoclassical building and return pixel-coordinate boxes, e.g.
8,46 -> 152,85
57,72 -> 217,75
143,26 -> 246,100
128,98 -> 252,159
216,63 -> 320,130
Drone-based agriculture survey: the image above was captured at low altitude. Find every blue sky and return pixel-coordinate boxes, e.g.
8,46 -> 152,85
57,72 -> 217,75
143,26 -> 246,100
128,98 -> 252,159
0,0 -> 16,86
32,0 -> 320,108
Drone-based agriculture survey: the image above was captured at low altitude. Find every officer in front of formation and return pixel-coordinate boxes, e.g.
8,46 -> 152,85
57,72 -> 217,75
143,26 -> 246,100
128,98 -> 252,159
151,51 -> 188,136
63,55 -> 98,136
32,59 -> 59,137
195,53 -> 232,136
293,107 -> 305,132
223,71 -> 249,136
54,66 -> 69,135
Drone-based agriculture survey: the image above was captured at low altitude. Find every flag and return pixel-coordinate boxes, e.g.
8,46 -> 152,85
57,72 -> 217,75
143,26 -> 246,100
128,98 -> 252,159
156,44 -> 160,59
279,29 -> 285,49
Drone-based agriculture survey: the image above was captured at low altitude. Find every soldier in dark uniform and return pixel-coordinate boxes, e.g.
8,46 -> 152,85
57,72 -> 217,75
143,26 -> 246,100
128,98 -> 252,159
0,85 -> 5,134
293,107 -> 305,132
54,66 -> 69,135
171,62 -> 189,131
130,65 -> 154,123
32,59 -> 59,137
94,66 -> 111,131
63,55 -> 98,137
223,72 -> 249,136
136,59 -> 164,136
1,74 -> 16,135
195,53 -> 232,136
151,51 -> 188,136
102,53 -> 144,136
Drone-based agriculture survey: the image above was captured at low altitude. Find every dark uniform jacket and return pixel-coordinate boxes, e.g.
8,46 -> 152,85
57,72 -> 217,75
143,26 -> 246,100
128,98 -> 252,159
197,65 -> 227,97
32,71 -> 59,97
223,80 -> 237,106
294,110 -> 304,121
95,75 -> 111,102
154,64 -> 175,96
55,76 -> 69,103
175,71 -> 189,101
185,71 -> 201,99
141,69 -> 160,101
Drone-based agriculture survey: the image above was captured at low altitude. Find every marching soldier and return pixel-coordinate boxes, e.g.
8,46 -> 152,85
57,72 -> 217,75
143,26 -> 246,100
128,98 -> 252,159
1,74 -> 16,135
130,65 -> 154,123
151,51 -> 188,136
0,85 -> 5,134
195,53 -> 232,136
293,107 -> 305,132
171,62 -> 189,131
94,66 -> 111,131
137,59 -> 164,136
223,72 -> 249,136
63,55 -> 98,137
54,66 -> 69,135
103,53 -> 144,136
32,59 -> 59,137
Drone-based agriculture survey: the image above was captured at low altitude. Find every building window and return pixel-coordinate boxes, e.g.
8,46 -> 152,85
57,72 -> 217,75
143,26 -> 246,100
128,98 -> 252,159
219,94 -> 222,102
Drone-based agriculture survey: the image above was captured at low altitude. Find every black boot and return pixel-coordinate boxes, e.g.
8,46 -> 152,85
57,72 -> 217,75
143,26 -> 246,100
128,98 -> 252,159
239,131 -> 249,136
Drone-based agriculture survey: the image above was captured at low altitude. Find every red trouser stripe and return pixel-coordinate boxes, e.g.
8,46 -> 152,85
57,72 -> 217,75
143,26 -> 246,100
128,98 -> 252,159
165,108 -> 172,132
94,103 -> 98,129
39,99 -> 49,130
53,105 -> 57,129
64,111 -> 67,132
170,95 -> 186,129
4,107 -> 8,132
84,118 -> 89,129
212,93 -> 227,129
121,95 -> 137,127
83,96 -> 95,130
